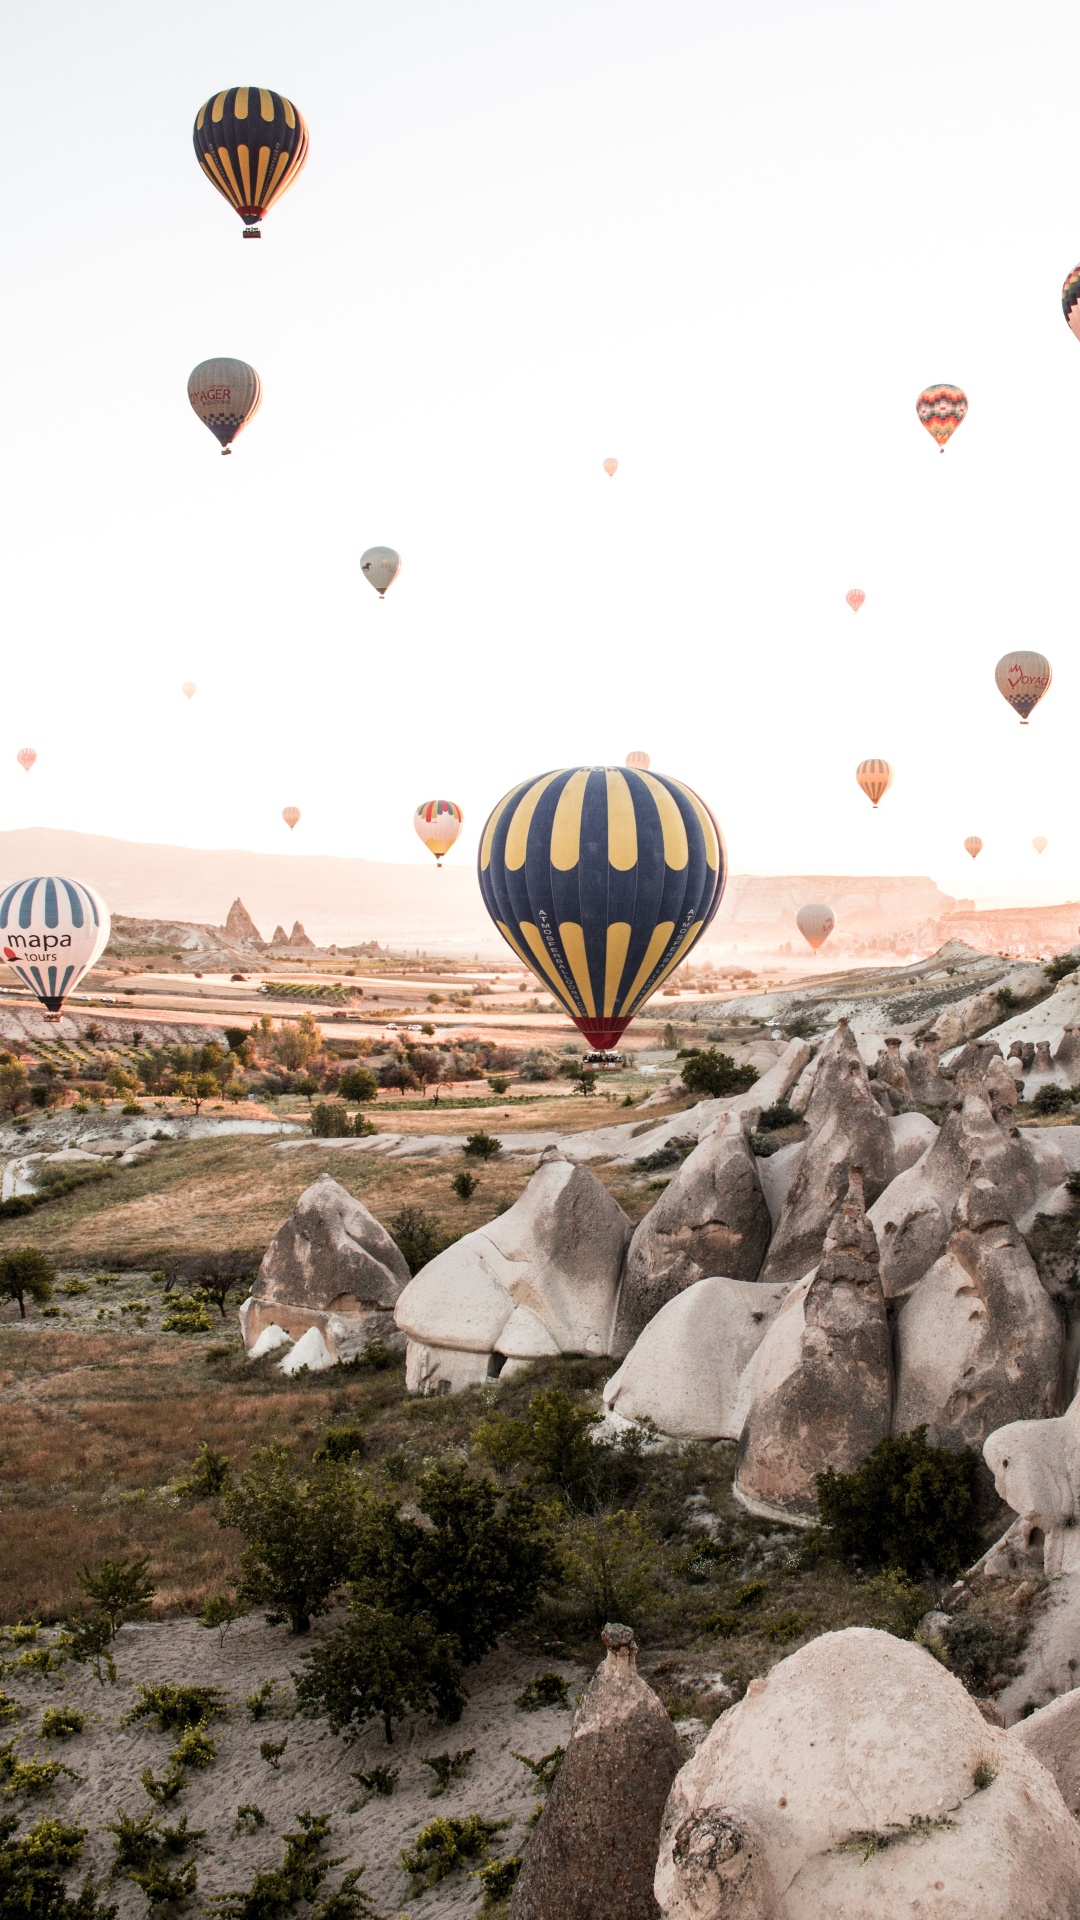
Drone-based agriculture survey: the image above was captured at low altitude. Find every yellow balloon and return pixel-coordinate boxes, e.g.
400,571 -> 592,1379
625,751 -> 650,770
182,682 -> 196,700
282,807 -> 300,831
1033,835 -> 1048,854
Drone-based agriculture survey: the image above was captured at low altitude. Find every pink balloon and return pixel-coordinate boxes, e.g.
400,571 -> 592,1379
846,589 -> 865,613
16,749 -> 36,773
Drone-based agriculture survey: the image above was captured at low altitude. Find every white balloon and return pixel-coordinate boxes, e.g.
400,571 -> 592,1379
360,546 -> 402,597
0,876 -> 110,1014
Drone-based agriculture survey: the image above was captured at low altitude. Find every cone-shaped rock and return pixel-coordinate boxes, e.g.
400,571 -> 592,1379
289,920 -> 315,948
224,897 -> 264,946
242,1174 -> 410,1358
893,1165 -> 1063,1451
510,1623 -> 680,1920
903,1030 -> 954,1105
760,1022 -> 895,1288
735,1166 -> 892,1519
614,1115 -> 771,1352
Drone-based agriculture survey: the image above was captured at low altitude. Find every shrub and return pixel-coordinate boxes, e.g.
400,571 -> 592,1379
77,1556 -> 156,1636
350,1765 -> 397,1797
312,1427 -> 365,1464
473,1389 -> 602,1504
208,1811 -> 376,1920
815,1428 -> 981,1580
560,1509 -> 660,1628
122,1685 -> 227,1734
518,1049 -> 559,1082
39,1707 -> 87,1741
0,1743 -> 76,1799
633,1135 -> 696,1172
474,1856 -> 521,1910
64,1612 -> 117,1685
758,1101 -> 798,1131
245,1682 -> 282,1723
233,1806 -> 265,1834
399,1814 -> 507,1890
161,1294 -> 214,1334
176,1443 -> 233,1499
1045,954 -> 1080,983
309,1103 -> 352,1138
1032,1083 -> 1072,1115
338,1066 -> 378,1103
514,1673 -> 570,1713
679,1050 -> 758,1098
296,1603 -> 466,1744
0,1247 -> 56,1318
452,1170 -> 478,1201
488,1076 -> 511,1095
388,1205 -> 449,1275
220,1442 -> 362,1633
511,1747 -> 564,1789
198,1594 -> 242,1645
0,1813 -> 113,1920
421,1748 -> 475,1796
463,1130 -> 502,1160
259,1739 -> 286,1769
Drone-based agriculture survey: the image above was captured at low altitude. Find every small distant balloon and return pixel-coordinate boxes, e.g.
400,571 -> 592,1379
360,547 -> 401,598
181,682 -> 196,700
916,384 -> 968,451
603,458 -> 618,477
414,799 -> 463,867
188,358 -> 262,454
856,759 -> 893,809
845,589 -> 865,613
995,651 -> 1051,724
1033,835 -> 1048,854
282,807 -> 300,831
963,836 -> 983,860
16,750 -> 36,774
1062,265 -> 1080,340
625,751 -> 650,770
796,904 -> 835,952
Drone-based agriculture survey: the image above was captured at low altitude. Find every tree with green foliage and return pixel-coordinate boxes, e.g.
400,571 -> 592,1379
0,1247 -> 56,1318
388,1205 -> 448,1275
473,1389 -> 602,1505
518,1049 -> 559,1082
463,1130 -> 502,1160
337,1066 -> 378,1103
296,1603 -> 465,1743
0,1813 -> 116,1920
76,1556 -> 156,1637
679,1049 -> 759,1098
815,1427 -> 981,1580
0,1061 -> 30,1115
219,1443 -> 361,1633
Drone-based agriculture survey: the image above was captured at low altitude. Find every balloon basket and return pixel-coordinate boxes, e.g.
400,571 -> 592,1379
43,1013 -> 61,1024
242,228 -> 262,239
221,449 -> 232,457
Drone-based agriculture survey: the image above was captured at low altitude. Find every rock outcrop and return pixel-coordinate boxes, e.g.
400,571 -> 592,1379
759,1023 -> 896,1288
511,1623 -> 680,1920
270,925 -> 289,946
1011,1691 -> 1080,1816
603,1277 -> 789,1441
903,1029 -> 954,1105
289,921 -> 315,948
893,1167 -> 1062,1453
654,1627 -> 1080,1920
241,1174 -> 410,1359
224,898 -> 264,947
396,1159 -> 632,1393
613,1116 -> 771,1352
874,1035 -> 910,1106
734,1166 -> 892,1520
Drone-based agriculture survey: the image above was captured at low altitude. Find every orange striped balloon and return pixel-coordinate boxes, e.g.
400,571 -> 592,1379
963,836 -> 983,860
856,759 -> 893,809
282,806 -> 300,831
193,88 -> 309,238
916,384 -> 968,451
845,588 -> 865,613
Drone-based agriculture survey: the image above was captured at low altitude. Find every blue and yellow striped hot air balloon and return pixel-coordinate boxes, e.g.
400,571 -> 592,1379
0,876 -> 110,1016
478,766 -> 725,1052
193,88 -> 309,238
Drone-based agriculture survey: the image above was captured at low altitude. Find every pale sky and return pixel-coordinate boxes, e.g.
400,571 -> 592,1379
3,0 -> 1079,911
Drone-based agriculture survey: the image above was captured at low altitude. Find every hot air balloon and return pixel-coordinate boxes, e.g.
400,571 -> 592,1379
796,904 -> 835,953
846,589 -> 865,613
1033,835 -> 1048,854
603,458 -> 618,477
16,750 -> 36,774
625,751 -> 650,770
0,876 -> 110,1018
181,683 -> 196,700
916,384 -> 968,450
856,759 -> 893,809
282,807 -> 300,831
963,836 -> 983,860
1063,265 -> 1080,340
996,651 -> 1051,724
414,800 -> 463,867
360,548 -> 401,598
192,88 -> 309,238
478,765 -> 725,1051
188,359 -> 261,455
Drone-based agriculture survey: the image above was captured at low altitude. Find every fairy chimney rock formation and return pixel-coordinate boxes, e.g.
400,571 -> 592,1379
735,1164 -> 892,1520
223,898 -> 265,947
289,921 -> 315,948
241,1173 -> 409,1361
270,925 -> 289,946
510,1623 -> 681,1920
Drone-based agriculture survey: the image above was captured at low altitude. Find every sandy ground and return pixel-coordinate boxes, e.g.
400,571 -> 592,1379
3,1615 -> 589,1918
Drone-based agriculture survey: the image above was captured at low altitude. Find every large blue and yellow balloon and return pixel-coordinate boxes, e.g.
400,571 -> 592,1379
478,765 -> 725,1051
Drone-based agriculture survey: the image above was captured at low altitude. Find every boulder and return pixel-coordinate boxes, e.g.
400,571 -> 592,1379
243,1174 -> 409,1355
510,1623 -> 680,1920
279,1325 -> 334,1374
734,1166 -> 892,1521
654,1627 -> 1080,1920
603,1278 -> 790,1441
613,1116 -> 772,1352
395,1159 -> 632,1391
893,1167 -> 1063,1454
903,1030 -> 953,1105
756,1140 -> 804,1226
981,1386 -> 1080,1582
246,1322 -> 292,1359
888,1110 -> 937,1172
1011,1690 -> 1080,1816
759,1023 -> 895,1288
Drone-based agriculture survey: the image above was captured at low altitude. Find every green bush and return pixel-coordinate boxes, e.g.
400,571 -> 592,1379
198,1593 -> 242,1644
1045,954 -> 1080,983
176,1443 -> 233,1499
309,1104 -> 357,1138
519,1049 -> 559,1082
39,1707 -> 87,1741
1032,1083 -> 1072,1115
511,1747 -> 564,1789
337,1067 -> 378,1103
514,1674 -> 570,1713
463,1130 -> 502,1160
296,1603 -> 466,1744
679,1050 -> 758,1099
161,1295 -> 214,1334
757,1101 -> 798,1131
0,1813 -> 113,1920
815,1428 -> 981,1580
122,1685 -> 228,1734
312,1427 -> 365,1464
0,1743 -> 76,1799
220,1443 -> 362,1633
388,1205 -> 450,1275
473,1389 -> 601,1504
77,1556 -> 156,1636
399,1814 -> 507,1890
474,1856 -> 521,1910
560,1509 -> 660,1628
209,1810 -> 376,1920
421,1749 -> 474,1796
350,1764 -> 397,1798
452,1170 -> 478,1201
0,1247 -> 56,1317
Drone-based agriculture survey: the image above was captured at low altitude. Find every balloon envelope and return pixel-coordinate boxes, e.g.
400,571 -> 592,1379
996,651 -> 1051,723
282,807 -> 300,830
192,88 -> 308,236
415,800 -> 463,866
181,683 -> 196,700
916,384 -> 968,450
856,758 -> 893,808
796,904 -> 835,951
478,765 -> 725,1051
603,458 -> 618,476
16,750 -> 36,773
963,836 -> 983,860
188,358 -> 262,453
845,589 -> 865,613
1033,836 -> 1048,854
360,547 -> 401,597
0,876 -> 110,1014
1063,265 -> 1080,340
625,751 -> 650,770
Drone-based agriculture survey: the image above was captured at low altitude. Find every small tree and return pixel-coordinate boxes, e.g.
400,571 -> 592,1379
0,1248 -> 56,1318
463,1131 -> 502,1160
296,1604 -> 465,1743
105,1060 -> 139,1100
815,1427 -> 981,1580
338,1066 -> 377,1103
273,1014 -> 322,1072
388,1206 -> 447,1275
0,1061 -> 30,1115
378,1061 -> 420,1098
220,1443 -> 361,1633
172,1072 -> 218,1115
76,1555 -> 156,1635
452,1171 -> 478,1202
519,1049 -> 559,1083
680,1049 -> 758,1099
